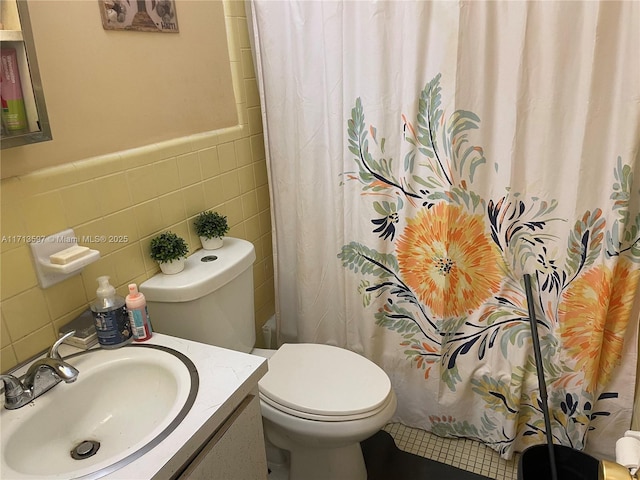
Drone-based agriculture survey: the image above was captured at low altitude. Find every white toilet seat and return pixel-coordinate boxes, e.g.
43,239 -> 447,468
258,343 -> 392,422
259,390 -> 395,422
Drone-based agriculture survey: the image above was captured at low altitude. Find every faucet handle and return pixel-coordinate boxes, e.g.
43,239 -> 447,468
49,330 -> 76,360
0,374 -> 25,398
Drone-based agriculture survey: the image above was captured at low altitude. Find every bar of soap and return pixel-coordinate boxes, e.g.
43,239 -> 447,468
49,245 -> 90,265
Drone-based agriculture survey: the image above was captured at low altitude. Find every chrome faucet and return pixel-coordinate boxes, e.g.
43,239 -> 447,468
0,331 -> 79,409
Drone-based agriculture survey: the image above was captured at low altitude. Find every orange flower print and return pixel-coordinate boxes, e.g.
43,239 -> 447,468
559,258 -> 640,393
396,203 -> 504,318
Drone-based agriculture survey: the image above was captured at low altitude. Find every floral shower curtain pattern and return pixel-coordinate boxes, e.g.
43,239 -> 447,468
339,73 -> 639,457
248,0 -> 640,460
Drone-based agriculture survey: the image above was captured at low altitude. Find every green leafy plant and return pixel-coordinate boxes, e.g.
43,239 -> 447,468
193,211 -> 229,239
150,231 -> 188,263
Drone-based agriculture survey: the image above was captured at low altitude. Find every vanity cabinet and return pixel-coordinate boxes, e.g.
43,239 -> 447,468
178,394 -> 268,480
0,0 -> 51,148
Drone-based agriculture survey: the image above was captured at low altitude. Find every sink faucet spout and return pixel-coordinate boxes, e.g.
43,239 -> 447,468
1,331 -> 80,409
24,358 -> 79,386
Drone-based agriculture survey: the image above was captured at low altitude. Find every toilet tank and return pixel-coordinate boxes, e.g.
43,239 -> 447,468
139,237 -> 257,353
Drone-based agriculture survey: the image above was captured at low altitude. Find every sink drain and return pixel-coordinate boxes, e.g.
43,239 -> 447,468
70,440 -> 100,460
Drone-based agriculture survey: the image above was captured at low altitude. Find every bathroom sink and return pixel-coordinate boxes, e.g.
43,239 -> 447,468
0,344 -> 198,479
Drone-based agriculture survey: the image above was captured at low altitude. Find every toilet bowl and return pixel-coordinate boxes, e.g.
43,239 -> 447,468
140,238 -> 397,480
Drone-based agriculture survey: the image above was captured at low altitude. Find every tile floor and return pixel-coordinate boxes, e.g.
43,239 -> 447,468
385,423 -> 520,480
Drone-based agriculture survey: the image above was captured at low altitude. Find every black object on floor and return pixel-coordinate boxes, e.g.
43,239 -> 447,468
518,444 -> 599,480
361,430 -> 494,480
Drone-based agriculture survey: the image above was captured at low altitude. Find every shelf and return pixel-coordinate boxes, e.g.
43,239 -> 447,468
0,1 -> 52,148
0,30 -> 23,41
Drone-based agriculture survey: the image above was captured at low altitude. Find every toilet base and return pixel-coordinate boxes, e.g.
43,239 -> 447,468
289,443 -> 366,480
263,415 -> 370,480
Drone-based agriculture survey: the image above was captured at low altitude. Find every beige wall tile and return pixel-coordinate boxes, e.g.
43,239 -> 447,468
127,164 -> 158,204
1,312 -> 12,348
245,78 -> 260,108
231,64 -> 246,104
154,136 -> 193,159
226,197 -> 244,227
154,157 -> 181,196
221,171 -> 241,201
218,142 -> 237,173
112,244 -> 146,286
238,165 -> 256,194
94,173 -> 132,216
2,288 -> 51,340
21,191 -> 67,237
234,137 -> 252,166
244,215 -> 261,242
1,345 -> 18,373
203,177 -> 225,208
261,234 -> 273,262
248,106 -> 263,135
236,17 -> 250,48
120,143 -> 164,168
159,191 -> 187,227
217,125 -> 244,144
1,178 -> 27,253
256,184 -> 270,210
177,152 -> 202,187
254,160 -> 269,187
18,163 -> 79,197
199,147 -> 221,179
225,0 -> 246,17
183,184 -> 207,218
224,16 -> 240,62
74,153 -> 124,181
43,275 -> 88,320
253,262 -> 266,288
134,199 -> 164,238
80,210 -> 140,256
60,181 -> 101,227
13,325 -> 56,363
259,210 -> 272,236
1,246 -> 38,300
250,134 -> 266,163
241,49 -> 255,79
190,131 -> 219,151
241,192 -> 259,218
228,222 -> 246,240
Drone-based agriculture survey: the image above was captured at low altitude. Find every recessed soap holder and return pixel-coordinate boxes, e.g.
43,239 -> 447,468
29,229 -> 100,288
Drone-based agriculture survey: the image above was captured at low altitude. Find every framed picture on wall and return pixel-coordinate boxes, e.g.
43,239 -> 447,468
99,0 -> 179,33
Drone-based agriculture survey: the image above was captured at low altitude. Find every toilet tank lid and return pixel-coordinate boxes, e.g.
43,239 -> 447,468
139,237 -> 256,303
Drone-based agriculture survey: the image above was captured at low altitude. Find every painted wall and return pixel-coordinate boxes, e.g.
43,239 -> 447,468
2,0 -> 237,178
0,0 -> 275,371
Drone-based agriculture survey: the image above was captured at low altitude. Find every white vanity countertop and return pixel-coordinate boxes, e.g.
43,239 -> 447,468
106,333 -> 268,480
2,333 -> 267,480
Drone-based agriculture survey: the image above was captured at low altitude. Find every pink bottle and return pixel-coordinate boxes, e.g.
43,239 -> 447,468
126,283 -> 152,341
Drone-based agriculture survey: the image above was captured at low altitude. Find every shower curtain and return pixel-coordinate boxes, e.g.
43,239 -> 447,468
248,0 -> 640,460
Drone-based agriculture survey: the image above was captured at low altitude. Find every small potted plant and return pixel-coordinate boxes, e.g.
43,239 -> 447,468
194,210 -> 229,250
150,231 -> 189,274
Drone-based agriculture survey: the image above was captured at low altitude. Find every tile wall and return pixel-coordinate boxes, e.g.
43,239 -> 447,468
0,1 -> 275,372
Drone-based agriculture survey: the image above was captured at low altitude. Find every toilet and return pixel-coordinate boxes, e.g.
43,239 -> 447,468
139,237 -> 397,480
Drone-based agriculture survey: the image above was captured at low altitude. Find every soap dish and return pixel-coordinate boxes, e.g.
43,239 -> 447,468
29,228 -> 101,288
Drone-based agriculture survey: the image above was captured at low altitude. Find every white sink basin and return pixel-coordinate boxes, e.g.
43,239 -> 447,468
1,345 -> 198,479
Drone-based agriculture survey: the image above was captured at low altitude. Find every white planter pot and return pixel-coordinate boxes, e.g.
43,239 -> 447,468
159,258 -> 185,275
200,236 -> 223,250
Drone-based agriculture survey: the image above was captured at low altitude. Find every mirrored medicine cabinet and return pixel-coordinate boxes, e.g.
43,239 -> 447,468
1,0 -> 52,149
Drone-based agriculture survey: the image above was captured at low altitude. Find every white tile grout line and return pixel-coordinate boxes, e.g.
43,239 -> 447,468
384,423 -> 520,480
